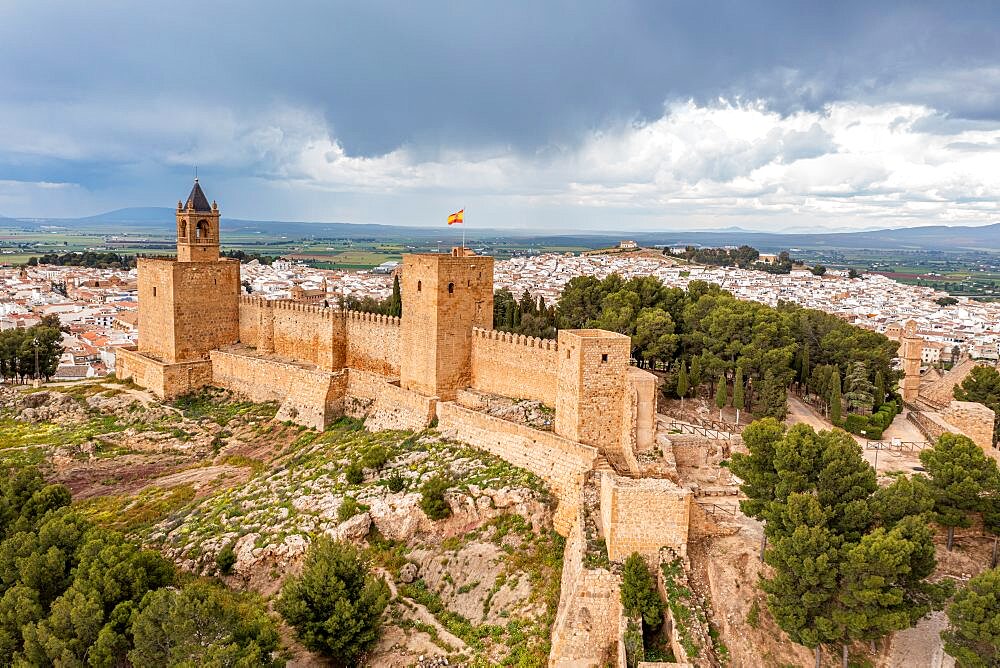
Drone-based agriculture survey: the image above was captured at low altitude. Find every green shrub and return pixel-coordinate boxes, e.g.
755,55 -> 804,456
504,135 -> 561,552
345,463 -> 364,485
277,538 -> 389,663
216,542 -> 237,575
621,552 -> 664,628
419,475 -> 452,520
361,445 -> 391,471
337,496 -> 368,523
386,471 -> 406,493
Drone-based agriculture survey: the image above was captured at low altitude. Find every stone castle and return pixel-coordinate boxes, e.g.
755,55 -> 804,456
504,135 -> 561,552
118,181 -> 696,663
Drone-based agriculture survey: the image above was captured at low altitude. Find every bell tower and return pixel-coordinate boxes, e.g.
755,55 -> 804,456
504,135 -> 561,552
176,178 -> 220,262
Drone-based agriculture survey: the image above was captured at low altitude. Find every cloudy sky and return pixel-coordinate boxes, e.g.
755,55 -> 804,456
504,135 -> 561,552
2,1 -> 1000,231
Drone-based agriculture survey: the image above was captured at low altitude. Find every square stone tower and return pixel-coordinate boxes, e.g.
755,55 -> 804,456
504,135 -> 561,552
135,179 -> 240,363
400,247 -> 493,400
555,329 -> 631,453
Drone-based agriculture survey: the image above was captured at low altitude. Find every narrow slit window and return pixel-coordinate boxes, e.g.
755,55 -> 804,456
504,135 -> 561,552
417,280 -> 422,292
448,282 -> 454,294
152,286 -> 157,297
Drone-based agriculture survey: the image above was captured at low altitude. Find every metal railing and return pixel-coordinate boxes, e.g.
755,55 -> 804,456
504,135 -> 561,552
697,501 -> 739,517
661,418 -> 738,441
864,439 -> 929,454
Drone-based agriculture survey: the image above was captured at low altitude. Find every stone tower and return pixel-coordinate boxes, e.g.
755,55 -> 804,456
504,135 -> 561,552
400,247 -> 493,400
176,179 -> 221,262
555,329 -> 631,455
900,320 -> 922,403
135,179 -> 240,365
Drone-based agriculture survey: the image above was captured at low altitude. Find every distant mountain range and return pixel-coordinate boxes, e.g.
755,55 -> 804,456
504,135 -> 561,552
4,206 -> 1000,252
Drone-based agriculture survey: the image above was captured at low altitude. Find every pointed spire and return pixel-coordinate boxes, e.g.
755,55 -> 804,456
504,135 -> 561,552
185,178 -> 212,212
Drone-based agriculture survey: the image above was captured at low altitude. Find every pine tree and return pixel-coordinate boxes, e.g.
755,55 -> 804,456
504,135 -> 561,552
676,360 -> 689,402
942,566 -> 1000,667
760,494 -> 842,658
715,375 -> 728,420
733,366 -> 745,424
277,538 -> 389,662
830,369 -> 842,425
920,433 -> 1000,550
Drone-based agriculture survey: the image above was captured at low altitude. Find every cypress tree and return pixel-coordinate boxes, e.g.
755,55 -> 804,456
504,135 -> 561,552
715,375 -> 728,420
733,367 -> 745,424
874,370 -> 885,408
677,360 -> 689,402
800,345 -> 811,386
830,369 -> 842,425
689,356 -> 703,397
387,275 -> 402,317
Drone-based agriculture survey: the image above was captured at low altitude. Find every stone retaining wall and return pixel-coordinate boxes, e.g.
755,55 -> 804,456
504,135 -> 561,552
435,401 -> 600,535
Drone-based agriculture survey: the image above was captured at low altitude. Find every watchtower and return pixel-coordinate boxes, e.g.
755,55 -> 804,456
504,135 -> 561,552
176,178 -> 221,262
555,329 -> 631,453
400,247 -> 493,399
135,179 -> 240,364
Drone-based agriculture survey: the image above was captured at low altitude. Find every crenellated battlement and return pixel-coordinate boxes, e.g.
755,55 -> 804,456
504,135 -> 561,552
472,327 -> 558,351
344,309 -> 401,327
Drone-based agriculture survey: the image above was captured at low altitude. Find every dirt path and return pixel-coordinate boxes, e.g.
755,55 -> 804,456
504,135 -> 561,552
884,611 -> 954,668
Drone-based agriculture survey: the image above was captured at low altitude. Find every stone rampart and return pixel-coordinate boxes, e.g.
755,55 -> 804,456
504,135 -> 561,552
469,328 -> 559,405
600,472 -> 691,561
116,347 -> 213,399
549,514 -> 621,667
435,401 -> 600,535
269,300 -> 343,371
209,348 -> 347,430
345,310 -> 401,377
345,369 -> 437,432
941,401 -> 997,455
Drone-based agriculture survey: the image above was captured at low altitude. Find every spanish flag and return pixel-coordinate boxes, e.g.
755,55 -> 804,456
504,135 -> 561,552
447,209 -> 464,225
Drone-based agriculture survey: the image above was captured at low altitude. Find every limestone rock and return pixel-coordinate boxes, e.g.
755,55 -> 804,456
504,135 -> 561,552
325,511 -> 371,542
399,562 -> 419,584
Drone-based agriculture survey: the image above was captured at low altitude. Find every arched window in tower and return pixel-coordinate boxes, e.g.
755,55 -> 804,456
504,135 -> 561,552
195,220 -> 210,240
448,282 -> 454,294
417,280 -> 422,292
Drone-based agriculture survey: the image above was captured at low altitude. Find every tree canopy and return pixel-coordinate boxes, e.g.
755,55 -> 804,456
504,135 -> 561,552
731,420 -> 948,659
942,567 -> 1000,667
277,537 -> 389,665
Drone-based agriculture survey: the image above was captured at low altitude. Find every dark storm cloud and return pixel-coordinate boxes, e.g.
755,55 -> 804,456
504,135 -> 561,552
1,0 -> 999,226
3,1 -> 999,155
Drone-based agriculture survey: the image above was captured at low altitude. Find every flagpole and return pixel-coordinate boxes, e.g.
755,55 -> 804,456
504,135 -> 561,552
462,208 -> 466,250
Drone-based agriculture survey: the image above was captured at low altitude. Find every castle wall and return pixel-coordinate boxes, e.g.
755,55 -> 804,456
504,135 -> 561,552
237,295 -> 266,349
469,328 -> 559,405
209,349 -> 347,430
600,471 -> 691,561
346,369 -> 437,432
940,400 -> 997,456
345,310 -> 401,377
549,511 -> 621,666
116,347 -> 213,399
435,401 -> 600,535
269,301 -> 343,371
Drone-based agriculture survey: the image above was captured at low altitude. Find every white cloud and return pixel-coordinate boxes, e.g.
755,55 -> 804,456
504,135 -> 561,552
1,97 -> 999,229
